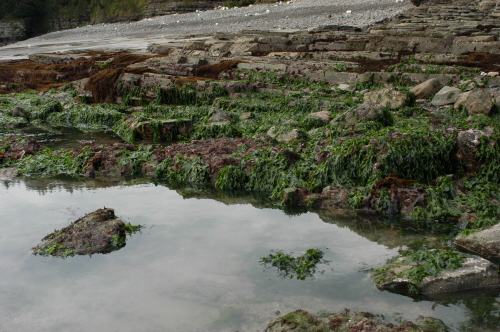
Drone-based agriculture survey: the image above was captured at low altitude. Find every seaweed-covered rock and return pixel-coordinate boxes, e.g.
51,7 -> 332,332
455,223 -> 500,264
32,208 -> 132,257
372,249 -> 499,297
265,309 -> 448,332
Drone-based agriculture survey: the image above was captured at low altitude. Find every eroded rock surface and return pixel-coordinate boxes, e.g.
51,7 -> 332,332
32,208 -> 128,257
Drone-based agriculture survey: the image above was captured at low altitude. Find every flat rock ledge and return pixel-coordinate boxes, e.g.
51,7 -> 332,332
32,208 -> 127,257
455,224 -> 500,264
372,255 -> 499,297
265,309 -> 448,332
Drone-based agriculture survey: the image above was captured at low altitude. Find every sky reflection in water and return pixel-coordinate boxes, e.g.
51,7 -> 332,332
0,179 -> 498,332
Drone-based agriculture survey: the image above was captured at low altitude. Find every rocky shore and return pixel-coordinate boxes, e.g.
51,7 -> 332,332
2,0 -> 500,331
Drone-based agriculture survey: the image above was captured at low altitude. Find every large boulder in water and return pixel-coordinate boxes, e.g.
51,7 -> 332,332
32,208 -> 132,257
371,249 -> 499,297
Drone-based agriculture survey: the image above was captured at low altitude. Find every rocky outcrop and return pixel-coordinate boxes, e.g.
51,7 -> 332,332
32,208 -> 133,257
0,21 -> 26,46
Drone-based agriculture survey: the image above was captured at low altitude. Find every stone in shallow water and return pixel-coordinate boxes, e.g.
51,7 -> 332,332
32,208 -> 128,257
372,253 -> 499,297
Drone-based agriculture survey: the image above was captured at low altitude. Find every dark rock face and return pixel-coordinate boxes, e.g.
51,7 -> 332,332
32,208 -> 127,257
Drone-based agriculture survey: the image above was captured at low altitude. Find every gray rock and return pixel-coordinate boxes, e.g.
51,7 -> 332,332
454,88 -> 494,116
455,223 -> 500,264
410,78 -> 441,99
209,107 -> 232,122
431,86 -> 462,106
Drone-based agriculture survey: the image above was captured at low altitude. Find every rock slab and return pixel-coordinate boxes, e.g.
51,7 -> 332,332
455,224 -> 500,264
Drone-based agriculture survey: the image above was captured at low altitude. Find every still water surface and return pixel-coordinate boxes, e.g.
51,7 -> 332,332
1,179 -> 499,331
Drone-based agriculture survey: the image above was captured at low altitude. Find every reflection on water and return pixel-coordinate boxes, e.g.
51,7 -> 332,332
0,178 -> 499,332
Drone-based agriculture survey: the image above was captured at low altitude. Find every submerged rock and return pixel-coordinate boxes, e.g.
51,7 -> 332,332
265,309 -> 448,332
455,224 -> 500,264
32,208 -> 136,257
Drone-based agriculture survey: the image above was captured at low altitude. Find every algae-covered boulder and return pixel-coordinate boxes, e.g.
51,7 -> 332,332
265,309 -> 448,332
455,223 -> 500,264
372,249 -> 499,297
32,208 -> 139,257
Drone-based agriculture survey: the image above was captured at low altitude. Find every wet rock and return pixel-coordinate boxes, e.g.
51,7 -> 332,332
454,88 -> 494,116
372,253 -> 499,296
283,186 -> 309,206
410,78 -> 441,99
0,137 -> 44,162
455,223 -> 500,264
209,107 -> 232,122
32,208 -> 131,257
362,174 -> 425,216
431,86 -> 462,106
364,88 -> 410,109
11,106 -> 28,118
283,185 -> 350,210
265,309 -> 447,332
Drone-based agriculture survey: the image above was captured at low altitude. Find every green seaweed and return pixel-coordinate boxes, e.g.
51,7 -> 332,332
260,248 -> 328,280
